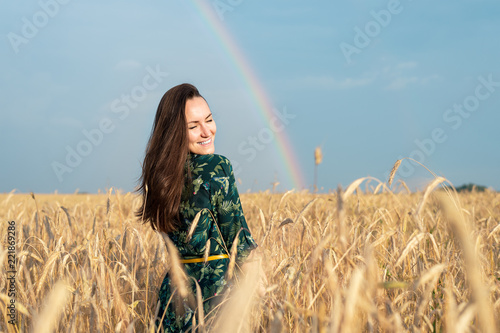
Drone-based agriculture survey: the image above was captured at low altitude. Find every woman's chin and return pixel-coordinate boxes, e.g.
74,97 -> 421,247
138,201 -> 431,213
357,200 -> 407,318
203,147 -> 215,155
191,146 -> 215,155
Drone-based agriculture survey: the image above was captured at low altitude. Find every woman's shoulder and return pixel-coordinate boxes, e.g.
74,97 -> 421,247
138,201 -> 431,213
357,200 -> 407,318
191,153 -> 233,176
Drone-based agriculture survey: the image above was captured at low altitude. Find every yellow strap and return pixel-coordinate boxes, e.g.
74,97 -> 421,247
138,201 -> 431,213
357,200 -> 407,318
179,254 -> 229,264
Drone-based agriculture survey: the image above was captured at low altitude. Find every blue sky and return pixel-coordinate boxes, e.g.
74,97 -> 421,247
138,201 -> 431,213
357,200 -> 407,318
1,0 -> 499,193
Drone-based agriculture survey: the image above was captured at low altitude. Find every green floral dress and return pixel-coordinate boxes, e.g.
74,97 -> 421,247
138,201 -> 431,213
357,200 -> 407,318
156,154 -> 258,332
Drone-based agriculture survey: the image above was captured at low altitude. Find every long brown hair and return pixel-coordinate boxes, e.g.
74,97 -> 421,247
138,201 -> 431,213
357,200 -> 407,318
136,83 -> 202,233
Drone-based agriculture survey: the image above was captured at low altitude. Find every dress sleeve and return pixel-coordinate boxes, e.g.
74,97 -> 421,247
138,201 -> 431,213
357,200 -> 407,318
210,157 -> 257,264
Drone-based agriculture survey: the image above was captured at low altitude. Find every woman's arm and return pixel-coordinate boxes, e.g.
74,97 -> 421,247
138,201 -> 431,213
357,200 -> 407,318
211,156 -> 258,262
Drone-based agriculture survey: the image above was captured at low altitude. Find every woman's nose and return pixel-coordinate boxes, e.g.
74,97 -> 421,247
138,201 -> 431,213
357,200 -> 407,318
200,124 -> 210,137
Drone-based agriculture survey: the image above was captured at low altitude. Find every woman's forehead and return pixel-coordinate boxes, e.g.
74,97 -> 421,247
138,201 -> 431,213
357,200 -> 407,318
185,97 -> 211,120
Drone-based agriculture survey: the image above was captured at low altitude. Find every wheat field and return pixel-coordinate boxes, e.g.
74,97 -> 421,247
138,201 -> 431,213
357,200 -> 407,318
1,177 -> 499,332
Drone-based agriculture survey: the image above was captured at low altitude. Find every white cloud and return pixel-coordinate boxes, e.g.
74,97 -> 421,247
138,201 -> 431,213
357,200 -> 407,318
396,61 -> 418,70
380,61 -> 440,90
290,60 -> 439,92
420,74 -> 441,84
385,76 -> 419,90
384,75 -> 441,90
296,75 -> 375,90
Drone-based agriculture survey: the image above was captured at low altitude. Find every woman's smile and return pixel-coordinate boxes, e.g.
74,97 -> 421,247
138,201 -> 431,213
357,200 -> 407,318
198,138 -> 212,145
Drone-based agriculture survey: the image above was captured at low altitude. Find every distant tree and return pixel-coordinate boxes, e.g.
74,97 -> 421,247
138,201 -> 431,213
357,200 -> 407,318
455,183 -> 488,192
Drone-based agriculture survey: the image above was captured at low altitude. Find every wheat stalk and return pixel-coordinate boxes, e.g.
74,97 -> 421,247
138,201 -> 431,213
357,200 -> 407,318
438,194 -> 496,333
161,233 -> 190,299
227,230 -> 241,280
186,210 -> 203,243
388,159 -> 402,187
33,280 -> 70,333
1,178 -> 499,332
416,176 -> 447,217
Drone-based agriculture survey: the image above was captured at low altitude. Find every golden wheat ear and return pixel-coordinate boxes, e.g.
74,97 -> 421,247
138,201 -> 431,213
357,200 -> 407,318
186,210 -> 202,243
162,233 -> 190,299
388,159 -> 402,187
226,230 -> 241,280
314,146 -> 323,165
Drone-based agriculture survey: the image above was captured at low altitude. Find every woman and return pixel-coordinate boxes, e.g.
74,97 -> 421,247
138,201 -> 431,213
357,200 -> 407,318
136,83 -> 258,332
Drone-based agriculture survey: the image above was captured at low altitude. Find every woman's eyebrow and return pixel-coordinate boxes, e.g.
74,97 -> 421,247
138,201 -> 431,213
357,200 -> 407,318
188,113 -> 212,124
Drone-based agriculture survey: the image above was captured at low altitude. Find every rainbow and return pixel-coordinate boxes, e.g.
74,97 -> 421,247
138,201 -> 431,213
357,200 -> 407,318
188,0 -> 307,190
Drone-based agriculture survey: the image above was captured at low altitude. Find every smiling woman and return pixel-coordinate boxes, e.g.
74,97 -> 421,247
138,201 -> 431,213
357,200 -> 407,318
185,96 -> 217,155
135,83 -> 261,332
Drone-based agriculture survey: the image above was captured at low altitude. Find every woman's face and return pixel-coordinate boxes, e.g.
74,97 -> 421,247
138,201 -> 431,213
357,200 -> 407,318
185,96 -> 216,155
